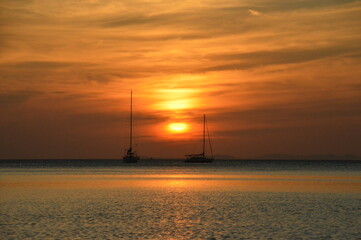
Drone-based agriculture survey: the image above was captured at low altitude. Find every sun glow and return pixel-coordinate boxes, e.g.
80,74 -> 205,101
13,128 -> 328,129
167,122 -> 189,133
151,88 -> 200,112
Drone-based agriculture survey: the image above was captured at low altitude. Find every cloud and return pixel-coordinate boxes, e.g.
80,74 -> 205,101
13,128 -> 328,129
248,9 -> 262,16
200,43 -> 361,72
69,111 -> 167,126
0,60 -> 143,85
210,91 -> 361,128
2,61 -> 74,69
262,0 -> 360,12
0,90 -> 43,106
100,12 -> 186,28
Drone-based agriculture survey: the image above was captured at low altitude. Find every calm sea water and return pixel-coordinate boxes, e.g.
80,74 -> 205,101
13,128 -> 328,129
1,160 -> 361,239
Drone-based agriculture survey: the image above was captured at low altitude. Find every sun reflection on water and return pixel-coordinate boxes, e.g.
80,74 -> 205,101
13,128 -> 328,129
1,174 -> 361,193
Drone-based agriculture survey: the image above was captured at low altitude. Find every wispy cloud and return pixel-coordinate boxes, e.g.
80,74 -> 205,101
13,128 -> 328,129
248,9 -> 262,16
200,43 -> 361,72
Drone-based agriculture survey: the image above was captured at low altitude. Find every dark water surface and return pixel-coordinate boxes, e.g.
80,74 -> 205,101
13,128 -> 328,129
1,160 -> 361,239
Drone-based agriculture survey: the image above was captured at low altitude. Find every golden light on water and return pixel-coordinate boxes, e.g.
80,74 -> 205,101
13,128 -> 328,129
163,179 -> 189,188
3,174 -> 361,193
167,123 -> 189,134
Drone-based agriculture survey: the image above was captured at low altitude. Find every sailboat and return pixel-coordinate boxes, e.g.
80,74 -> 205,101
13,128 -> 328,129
185,114 -> 214,163
123,90 -> 139,163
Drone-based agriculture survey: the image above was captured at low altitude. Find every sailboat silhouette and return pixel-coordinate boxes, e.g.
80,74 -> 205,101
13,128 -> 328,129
185,114 -> 214,163
123,90 -> 139,163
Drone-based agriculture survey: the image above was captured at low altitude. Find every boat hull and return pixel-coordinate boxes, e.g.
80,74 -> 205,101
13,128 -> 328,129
123,156 -> 139,163
185,157 -> 213,163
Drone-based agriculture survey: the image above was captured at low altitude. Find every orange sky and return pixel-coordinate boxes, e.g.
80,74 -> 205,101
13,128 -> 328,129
1,0 -> 361,159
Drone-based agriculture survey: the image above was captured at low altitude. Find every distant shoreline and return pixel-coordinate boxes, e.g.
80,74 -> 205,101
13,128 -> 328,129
1,158 -> 361,168
1,158 -> 360,161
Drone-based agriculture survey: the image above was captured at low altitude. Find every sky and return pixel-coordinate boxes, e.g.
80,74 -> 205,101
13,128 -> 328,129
1,0 -> 361,159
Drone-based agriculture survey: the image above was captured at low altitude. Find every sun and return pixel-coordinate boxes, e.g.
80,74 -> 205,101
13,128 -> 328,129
167,122 -> 189,133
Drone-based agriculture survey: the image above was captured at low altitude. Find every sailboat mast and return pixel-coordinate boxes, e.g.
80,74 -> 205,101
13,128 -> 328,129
130,90 -> 133,150
203,114 -> 205,156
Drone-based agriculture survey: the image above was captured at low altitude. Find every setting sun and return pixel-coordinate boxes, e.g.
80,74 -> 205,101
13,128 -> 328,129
167,123 -> 189,133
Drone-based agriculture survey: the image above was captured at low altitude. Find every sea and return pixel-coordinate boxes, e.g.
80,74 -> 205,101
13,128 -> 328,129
1,159 -> 360,239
